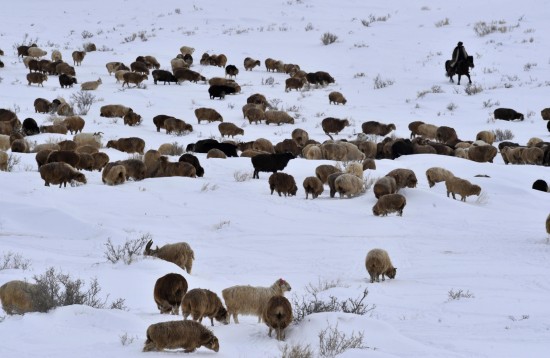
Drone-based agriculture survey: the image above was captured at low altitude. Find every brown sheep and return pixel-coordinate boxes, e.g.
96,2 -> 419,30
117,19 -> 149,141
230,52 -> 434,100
174,68 -> 206,83
35,149 -> 54,168
269,172 -> 298,197
34,98 -> 53,113
154,273 -> 188,315
361,121 -> 396,136
63,116 -> 85,134
262,296 -> 293,341
521,147 -> 544,165
373,176 -> 397,199
247,93 -> 270,108
408,121 -> 425,139
56,62 -> 76,76
11,139 -> 29,153
436,126 -> 458,144
225,65 -> 239,78
122,72 -> 148,87
208,77 -> 237,87
158,156 -> 196,177
303,144 -> 323,160
291,128 -> 309,147
327,172 -> 346,198
182,288 -> 229,326
153,114 -> 173,132
40,124 -> 68,135
218,122 -> 244,137
27,72 -> 48,86
365,249 -> 397,283
468,145 -> 498,163
285,77 -> 305,92
243,57 -> 261,71
0,280 -> 40,314
321,141 -> 365,161
372,193 -> 407,216
363,158 -> 376,170
143,321 -> 219,353
75,153 -> 94,171
253,138 -> 275,153
56,102 -> 74,116
283,64 -> 300,75
303,176 -> 324,199
426,167 -> 455,188
130,61 -> 150,74
0,151 -> 7,171
246,107 -> 265,124
100,104 -> 132,118
315,164 -> 341,184
76,145 -> 99,155
274,139 -> 301,157
265,58 -> 285,72
114,70 -> 130,83
144,150 -> 161,178
103,165 -> 126,185
164,118 -> 193,135
445,177 -> 481,202
91,152 -> 109,171
265,111 -> 294,126
47,150 -> 80,167
39,162 -> 87,188
33,143 -> 60,154
123,110 -> 142,126
106,137 -> 145,154
195,108 -> 223,124
328,91 -> 347,105
71,51 -> 85,66
207,148 -> 227,159
386,168 -> 418,190
321,117 -> 349,135
101,159 -> 146,182
144,239 -> 195,273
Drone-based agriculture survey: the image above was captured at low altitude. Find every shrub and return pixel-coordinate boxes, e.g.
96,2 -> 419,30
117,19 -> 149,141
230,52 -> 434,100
321,32 -> 338,45
70,91 -> 97,115
318,323 -> 365,358
373,74 -> 394,89
5,154 -> 21,172
465,83 -> 483,95
447,288 -> 475,301
523,62 -> 537,71
234,170 -> 252,182
104,233 -> 150,264
435,18 -> 450,27
473,20 -> 515,37
0,252 -> 31,270
493,129 -> 514,141
81,30 -> 94,39
280,343 -> 314,358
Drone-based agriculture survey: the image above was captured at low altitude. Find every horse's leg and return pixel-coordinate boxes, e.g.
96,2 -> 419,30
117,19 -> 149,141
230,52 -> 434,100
449,74 -> 454,83
467,73 -> 472,84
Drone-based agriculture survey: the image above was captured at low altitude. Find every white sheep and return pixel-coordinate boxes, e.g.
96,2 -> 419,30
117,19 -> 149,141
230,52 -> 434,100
475,130 -> 496,145
179,46 -> 195,55
365,249 -> 396,283
445,177 -> 481,202
334,173 -> 365,198
222,279 -> 292,324
51,49 -> 62,62
73,132 -> 102,149
345,162 -> 363,179
425,167 -> 455,188
27,47 -> 47,58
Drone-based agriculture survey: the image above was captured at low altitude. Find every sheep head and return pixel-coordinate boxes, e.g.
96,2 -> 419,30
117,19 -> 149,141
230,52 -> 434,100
144,239 -> 159,256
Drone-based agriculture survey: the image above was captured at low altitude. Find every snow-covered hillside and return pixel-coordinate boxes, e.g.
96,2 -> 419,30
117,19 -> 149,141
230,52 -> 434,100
0,0 -> 549,357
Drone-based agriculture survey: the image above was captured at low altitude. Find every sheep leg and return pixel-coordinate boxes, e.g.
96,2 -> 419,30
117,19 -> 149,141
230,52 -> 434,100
451,192 -> 456,200
232,313 -> 239,324
210,317 -> 214,326
268,327 -> 272,337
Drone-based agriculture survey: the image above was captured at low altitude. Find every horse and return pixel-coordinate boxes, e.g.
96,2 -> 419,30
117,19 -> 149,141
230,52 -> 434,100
445,55 -> 474,85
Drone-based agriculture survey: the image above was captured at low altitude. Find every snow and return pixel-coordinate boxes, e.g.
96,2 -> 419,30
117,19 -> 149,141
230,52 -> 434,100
0,0 -> 549,357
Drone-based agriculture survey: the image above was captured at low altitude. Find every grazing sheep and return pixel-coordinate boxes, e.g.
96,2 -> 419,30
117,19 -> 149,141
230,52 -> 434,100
152,69 -> 177,85
28,47 -> 47,58
521,147 -> 544,165
265,111 -> 294,126
322,141 -> 365,161
306,71 -> 335,86
59,74 -> 77,88
265,58 -> 285,72
263,296 -> 292,341
174,68 -> 206,83
532,179 -> 548,192
33,142 -> 61,152
208,77 -> 236,87
170,58 -> 189,72
217,122 -> 245,138
303,145 -> 323,160
130,60 -> 149,75
285,77 -> 305,92
365,249 -> 397,283
27,72 -> 48,86
541,108 -> 550,121
91,152 -> 109,171
321,117 -> 349,135
35,149 -> 54,168
179,46 -> 195,56
436,126 -> 458,144
468,145 -> 498,163
253,138 -> 275,153
22,117 -> 40,136
334,173 -> 365,198
71,51 -> 85,66
103,165 -> 126,185
363,158 -> 376,170
386,168 -> 418,190
74,132 -> 102,149
34,98 -> 53,113
154,273 -> 188,315
445,177 -> 482,202
114,70 -> 129,83
327,172 -> 345,198
225,64 -> 239,78
269,172 -> 298,197
63,116 -> 85,134
144,240 -> 195,273
178,154 -> 204,177
0,150 -> 8,171
11,139 -> 29,153
106,137 -> 145,155
291,128 -> 309,147
0,280 -> 41,314
328,91 -> 347,105
182,288 -> 229,326
157,143 -> 180,156
252,152 -> 295,179
100,104 -> 132,118
373,176 -> 397,199
152,114 -> 173,132
80,78 -> 102,90
143,321 -> 219,353
246,107 -> 265,124
426,167 -> 455,188
50,49 -> 62,62
39,162 -> 86,188
190,139 -> 238,157
157,156 -> 197,177
494,108 -> 524,121
303,176 -> 324,199
195,108 -> 223,124
476,130 -> 496,145
122,72 -> 147,87
354,140 -> 378,159
361,121 -> 396,136
243,57 -> 261,71
247,93 -> 270,107
416,123 -> 439,140
274,139 -> 301,157
372,193 -> 407,216
123,110 -> 142,126
345,162 -> 363,179
164,117 -> 193,135
103,159 -> 146,181
76,145 -> 99,155
408,121 -> 425,138
527,137 -> 543,148
57,140 -> 76,151
47,150 -> 80,167
222,279 -> 292,324
207,148 -> 227,159
55,62 -> 76,76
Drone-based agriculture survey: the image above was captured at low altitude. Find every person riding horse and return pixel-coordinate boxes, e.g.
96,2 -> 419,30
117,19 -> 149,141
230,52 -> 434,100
450,42 -> 468,68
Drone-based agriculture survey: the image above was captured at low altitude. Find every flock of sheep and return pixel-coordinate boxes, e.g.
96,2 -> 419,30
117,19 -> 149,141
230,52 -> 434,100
1,36 -> 549,354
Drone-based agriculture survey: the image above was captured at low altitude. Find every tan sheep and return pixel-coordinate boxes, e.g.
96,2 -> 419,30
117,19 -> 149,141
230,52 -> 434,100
362,158 -> 376,170
144,239 -> 195,273
262,296 -> 293,341
170,58 -> 189,72
253,138 -> 275,153
285,77 -> 305,92
63,116 -> 85,134
195,107 -> 223,124
521,147 -> 544,165
373,176 -> 397,199
164,118 -> 193,135
416,123 -> 439,140
143,321 -> 219,353
157,143 -> 180,156
445,177 -> 481,202
345,162 -> 363,179
303,144 -> 323,160
291,128 -> 309,147
408,121 -> 425,139
80,78 -> 102,90
243,57 -> 261,71
218,122 -> 244,138
114,69 -> 129,83
269,172 -> 298,197
334,173 -> 365,198
103,165 -> 126,185
182,288 -> 229,326
39,162 -> 87,188
100,104 -> 132,118
426,167 -> 455,188
0,280 -> 40,314
73,132 -> 102,149
328,91 -> 347,105
106,137 -> 145,154
527,137 -> 542,148
11,139 -> 29,153
365,249 -> 397,283
56,102 -> 74,116
27,72 -> 48,86
40,124 -> 68,134
91,152 -> 109,171
122,72 -> 148,87
372,193 -> 407,216
475,130 -> 496,145
144,149 -> 161,178
265,110 -> 294,126
76,145 -> 99,155
303,176 -> 324,199
246,107 -> 265,124
0,150 -> 8,171
222,279 -> 292,324
71,51 -> 85,66
158,156 -> 196,177
467,145 -> 498,163
386,168 -> 418,190
265,58 -> 285,72
355,140 -> 378,159
154,273 -> 188,315
207,148 -> 227,159
179,46 -> 195,56
51,50 -> 62,62
28,47 -> 47,58
454,147 -> 469,160
105,61 -> 125,75
75,153 -> 94,171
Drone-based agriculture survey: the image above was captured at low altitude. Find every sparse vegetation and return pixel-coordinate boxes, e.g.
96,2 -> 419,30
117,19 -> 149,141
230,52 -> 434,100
373,74 -> 394,89
321,32 -> 338,45
119,332 -> 137,346
465,83 -> 483,95
318,323 -> 366,358
493,129 -> 514,141
71,91 -> 98,115
104,234 -> 151,264
473,20 -> 517,37
523,62 -> 537,71
435,18 -> 450,27
234,170 -> 252,182
81,30 -> 94,39
0,252 -> 31,270
280,343 -> 314,358
447,288 -> 475,301
5,154 -> 21,172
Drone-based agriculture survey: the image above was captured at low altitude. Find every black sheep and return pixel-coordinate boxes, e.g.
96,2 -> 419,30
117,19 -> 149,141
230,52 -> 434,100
494,108 -> 524,121
251,152 -> 296,179
498,141 -> 520,151
22,117 -> 40,136
391,139 -> 413,159
532,179 -> 548,192
152,70 -> 177,85
208,85 -> 236,100
59,74 -> 77,88
179,153 -> 205,177
190,139 -> 238,157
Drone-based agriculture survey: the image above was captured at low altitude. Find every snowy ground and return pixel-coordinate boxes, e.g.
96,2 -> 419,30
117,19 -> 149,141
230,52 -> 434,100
0,0 -> 549,357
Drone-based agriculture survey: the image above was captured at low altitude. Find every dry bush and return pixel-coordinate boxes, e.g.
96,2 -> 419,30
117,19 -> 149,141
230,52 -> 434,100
493,129 -> 514,141
71,91 -> 97,115
373,74 -> 394,89
0,252 -> 31,270
318,323 -> 366,358
104,233 -> 150,264
321,32 -> 338,45
280,343 -> 314,358
234,170 -> 252,182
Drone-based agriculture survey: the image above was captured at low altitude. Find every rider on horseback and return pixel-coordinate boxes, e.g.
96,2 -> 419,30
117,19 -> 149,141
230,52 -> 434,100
450,41 -> 468,68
